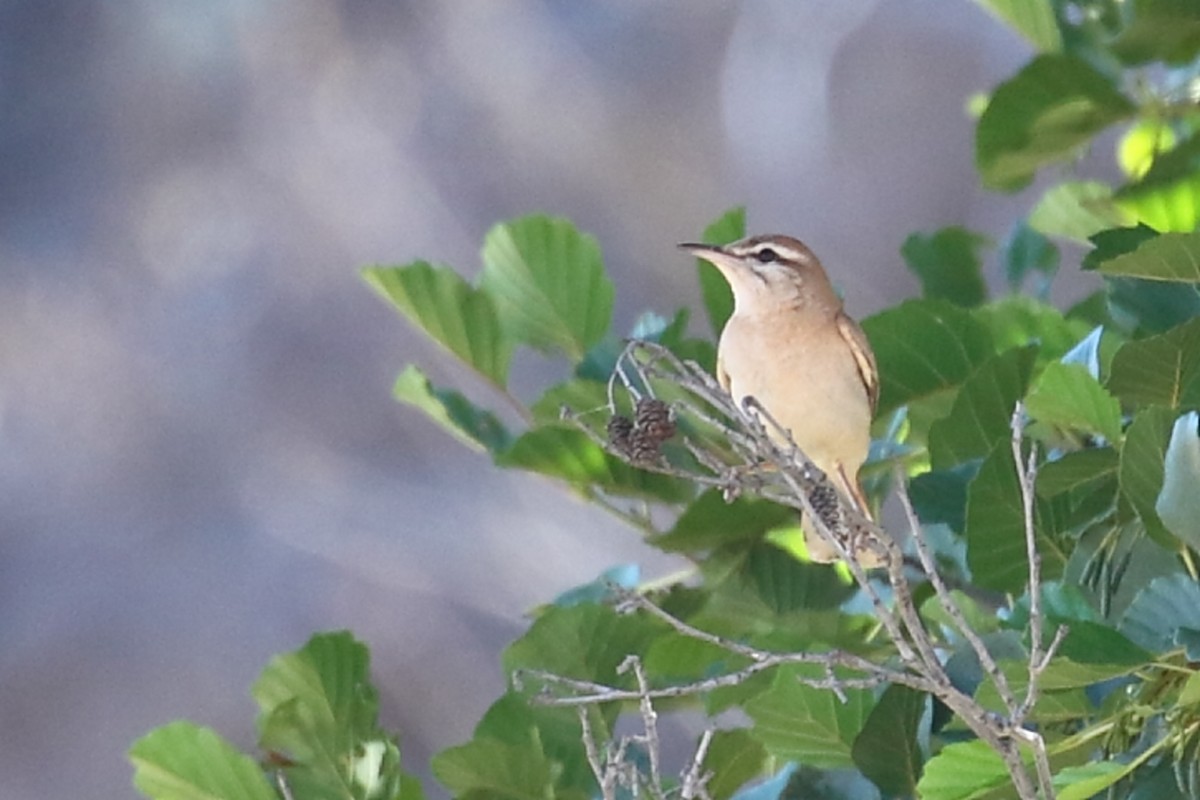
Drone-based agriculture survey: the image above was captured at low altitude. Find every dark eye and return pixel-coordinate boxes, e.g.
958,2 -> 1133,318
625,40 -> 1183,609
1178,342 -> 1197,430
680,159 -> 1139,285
755,248 -> 779,264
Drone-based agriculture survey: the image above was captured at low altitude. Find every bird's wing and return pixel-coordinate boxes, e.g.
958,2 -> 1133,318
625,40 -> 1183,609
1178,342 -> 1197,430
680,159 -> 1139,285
836,312 -> 879,413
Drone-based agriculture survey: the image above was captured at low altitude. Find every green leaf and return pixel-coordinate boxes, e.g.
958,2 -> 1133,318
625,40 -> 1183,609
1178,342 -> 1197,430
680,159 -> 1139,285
737,540 -> 857,612
1004,221 -> 1059,293
976,54 -> 1136,190
928,345 -> 1038,470
364,262 -> 512,384
1118,119 -> 1178,179
695,207 -> 746,336
852,685 -> 927,797
496,426 -> 693,503
1025,361 -> 1123,442
862,299 -> 996,415
393,365 -> 512,453
1121,573 -> 1200,653
130,721 -> 276,800
916,740 -> 1010,800
431,738 -> 556,800
744,665 -> 873,769
1083,224 -> 1160,271
1029,181 -> 1134,243
470,692 -> 596,796
1109,0 -> 1200,65
704,729 -> 769,800
1108,277 -> 1200,334
1107,317 -> 1200,410
251,632 -> 382,797
503,603 -> 663,683
650,490 -> 793,553
1095,231 -> 1200,282
1157,412 -> 1200,550
529,377 -> 610,426
902,227 -> 989,307
479,215 -> 614,361
966,441 -> 1069,593
970,0 -> 1062,51
972,296 -> 1091,364
1119,406 -> 1178,544
1055,761 -> 1136,800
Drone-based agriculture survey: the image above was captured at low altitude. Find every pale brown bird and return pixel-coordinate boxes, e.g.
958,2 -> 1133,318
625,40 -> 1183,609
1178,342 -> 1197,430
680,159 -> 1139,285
679,234 -> 882,566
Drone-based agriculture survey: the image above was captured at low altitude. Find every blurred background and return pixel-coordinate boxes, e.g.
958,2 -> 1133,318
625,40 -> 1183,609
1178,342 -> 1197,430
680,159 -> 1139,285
0,2 -> 1043,797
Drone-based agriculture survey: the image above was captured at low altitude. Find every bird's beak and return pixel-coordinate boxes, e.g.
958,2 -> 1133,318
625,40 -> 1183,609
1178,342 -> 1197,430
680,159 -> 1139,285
677,242 -> 724,259
678,242 -> 741,276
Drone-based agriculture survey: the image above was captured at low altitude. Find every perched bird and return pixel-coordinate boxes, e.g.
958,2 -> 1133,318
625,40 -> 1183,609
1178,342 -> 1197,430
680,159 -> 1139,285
679,234 -> 881,566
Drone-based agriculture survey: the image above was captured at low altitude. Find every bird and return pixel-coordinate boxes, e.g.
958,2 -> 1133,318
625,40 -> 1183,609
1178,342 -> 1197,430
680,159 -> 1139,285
678,234 -> 882,567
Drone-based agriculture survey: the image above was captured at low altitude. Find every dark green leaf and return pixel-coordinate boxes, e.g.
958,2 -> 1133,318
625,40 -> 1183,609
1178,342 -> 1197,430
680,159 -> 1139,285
130,721 -> 276,800
1025,361 -> 1123,442
852,685 -> 927,797
643,632 -> 740,684
364,262 -> 512,384
1037,447 -> 1119,497
497,426 -> 694,503
479,215 -> 614,361
1118,406 -> 1177,544
1082,224 -> 1160,271
738,540 -> 857,612
1107,317 -> 1200,410
862,299 -> 996,415
966,441 -> 1069,593
909,463 -> 979,534
704,729 -> 769,800
1108,277 -> 1200,334
928,345 -> 1038,470
1156,412 -> 1200,550
902,227 -> 990,307
971,0 -> 1062,51
1120,573 -> 1200,653
744,665 -> 873,769
471,692 -> 597,796
1109,0 -> 1200,65
976,54 -> 1136,190
1029,181 -> 1133,243
650,490 -> 793,553
393,365 -> 512,453
695,207 -> 745,336
1095,231 -> 1200,282
1004,221 -> 1060,293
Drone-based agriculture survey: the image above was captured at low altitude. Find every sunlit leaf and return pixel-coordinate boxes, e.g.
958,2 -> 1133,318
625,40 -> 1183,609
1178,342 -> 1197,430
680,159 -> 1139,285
393,365 -> 512,453
364,262 -> 512,384
852,685 -> 927,797
916,740 -> 1010,800
1054,761 -> 1134,800
971,296 -> 1088,364
1117,119 -> 1178,179
902,227 -> 989,307
1114,131 -> 1200,232
1156,412 -> 1200,550
1106,317 -> 1200,410
130,722 -> 276,800
928,345 -> 1037,470
976,54 -> 1135,190
1029,181 -> 1133,243
862,299 -> 996,415
970,0 -> 1062,51
744,665 -> 873,769
1025,361 -> 1123,442
480,215 -> 614,361
695,206 -> 746,336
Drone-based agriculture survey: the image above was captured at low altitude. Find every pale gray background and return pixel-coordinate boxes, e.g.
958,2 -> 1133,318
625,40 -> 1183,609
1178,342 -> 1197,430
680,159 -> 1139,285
0,2 -> 1051,797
